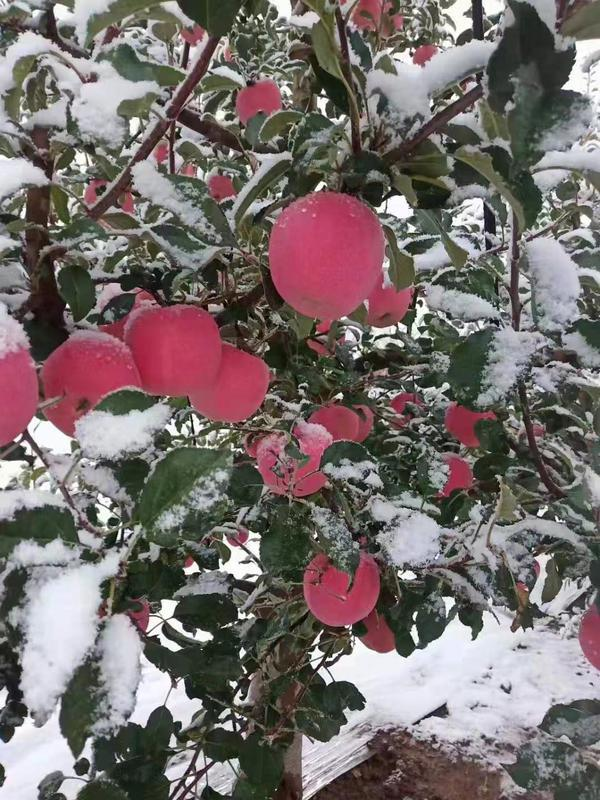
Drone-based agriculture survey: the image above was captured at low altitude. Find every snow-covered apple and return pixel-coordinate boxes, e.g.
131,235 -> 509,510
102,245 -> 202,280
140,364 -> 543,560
445,402 -> 496,448
0,308 -> 38,445
256,421 -> 332,497
125,304 -> 222,396
359,608 -> 396,653
303,552 -> 380,627
269,192 -> 384,320
208,174 -> 237,202
438,454 -> 473,498
41,331 -> 142,436
367,280 -> 413,328
308,404 -> 360,442
190,343 -> 269,422
236,79 -> 282,124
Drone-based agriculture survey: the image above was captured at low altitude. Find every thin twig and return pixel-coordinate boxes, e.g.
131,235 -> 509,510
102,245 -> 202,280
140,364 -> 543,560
517,383 -> 566,498
87,38 -> 220,219
509,212 -> 522,330
335,7 -> 361,155
178,108 -> 243,151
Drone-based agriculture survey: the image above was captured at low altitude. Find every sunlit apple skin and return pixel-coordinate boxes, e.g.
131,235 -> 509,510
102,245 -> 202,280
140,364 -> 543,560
208,174 -> 237,202
579,605 -> 600,670
0,349 -> 38,445
269,192 -> 385,320
390,392 -> 424,428
438,454 -> 473,498
84,179 -> 134,213
445,402 -> 496,448
367,280 -> 413,328
125,304 -> 222,397
353,404 -> 375,442
359,608 -> 395,653
190,343 -> 270,423
41,332 -> 142,437
256,422 -> 332,497
181,25 -> 205,45
98,286 -> 156,340
413,44 -> 439,66
236,79 -> 282,125
303,552 -> 380,627
128,599 -> 150,632
227,526 -> 250,547
308,404 -> 360,442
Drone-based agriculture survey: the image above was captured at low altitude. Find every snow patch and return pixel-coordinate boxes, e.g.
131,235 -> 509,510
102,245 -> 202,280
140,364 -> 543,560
75,403 -> 172,460
0,490 -> 65,521
525,238 -> 580,332
372,499 -> 441,567
477,328 -> 546,407
0,158 -> 48,201
425,285 -> 499,320
422,41 -> 496,95
94,614 -> 142,735
0,301 -> 29,357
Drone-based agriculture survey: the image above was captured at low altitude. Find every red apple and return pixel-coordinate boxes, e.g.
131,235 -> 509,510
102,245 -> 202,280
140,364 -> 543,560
41,331 -> 142,436
359,608 -> 395,653
181,25 -> 205,45
243,432 -> 264,458
84,179 -> 134,214
208,174 -> 237,202
227,526 -> 250,547
0,310 -> 38,445
579,604 -> 600,670
308,404 -> 360,442
180,162 -> 197,177
367,280 -> 413,328
256,421 -> 332,497
303,552 -> 380,627
445,402 -> 496,448
98,285 -> 156,341
353,404 -> 375,443
413,44 -> 439,66
438,454 -> 473,498
348,0 -> 403,36
189,343 -> 270,423
125,304 -> 222,397
269,192 -> 384,320
154,141 -> 169,163
307,339 -> 331,357
236,79 -> 282,125
390,392 -> 424,428
128,599 -> 150,632
185,555 -> 195,568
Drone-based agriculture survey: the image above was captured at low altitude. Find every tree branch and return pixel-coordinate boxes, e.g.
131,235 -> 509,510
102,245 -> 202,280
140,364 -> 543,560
178,108 -> 243,152
87,38 -> 220,219
383,84 -> 483,165
335,7 -> 361,155
42,8 -> 89,59
509,212 -> 522,330
517,383 -> 566,498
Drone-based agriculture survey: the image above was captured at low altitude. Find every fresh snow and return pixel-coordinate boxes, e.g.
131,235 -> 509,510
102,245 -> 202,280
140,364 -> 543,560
425,284 -> 499,320
421,41 -> 496,95
72,0 -> 112,44
175,571 -> 230,597
535,146 -> 600,174
0,157 -> 48,201
413,237 -> 480,272
525,238 -> 580,332
19,553 -> 120,723
8,540 -> 80,568
94,614 -> 142,735
366,66 -> 431,140
0,301 -> 29,357
0,489 -> 66,521
75,403 -> 172,460
563,329 -> 600,368
477,328 -> 546,407
372,499 -> 441,567
155,468 -> 230,532
229,152 -> 292,222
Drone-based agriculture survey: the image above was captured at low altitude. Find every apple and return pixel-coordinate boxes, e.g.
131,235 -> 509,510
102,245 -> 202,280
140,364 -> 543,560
180,162 -> 197,177
308,404 -> 360,442
41,331 -> 142,436
227,526 -> 250,547
181,25 -> 205,45
128,599 -> 150,632
438,454 -> 473,498
256,421 -> 332,497
353,404 -> 375,443
367,280 -> 413,328
0,309 -> 38,446
84,179 -> 134,214
303,552 -> 380,627
390,392 -> 424,428
359,608 -> 395,653
208,174 -> 237,202
236,79 -> 282,125
348,0 -> 403,36
445,402 -> 496,448
579,604 -> 600,670
243,432 -> 265,458
307,339 -> 331,357
413,44 -> 439,66
125,304 -> 222,397
184,555 -> 195,568
269,192 -> 384,320
190,343 -> 270,423
98,284 -> 156,340
154,141 -> 169,163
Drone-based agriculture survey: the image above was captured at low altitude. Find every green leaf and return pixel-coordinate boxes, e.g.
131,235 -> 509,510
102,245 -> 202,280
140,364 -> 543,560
228,462 -> 263,507
238,732 -> 284,793
561,0 -> 600,39
311,19 -> 343,81
569,319 -> 600,361
97,293 -> 136,326
51,186 -> 71,225
321,441 -> 370,468
260,505 -> 314,581
174,593 -> 237,632
101,44 -> 184,86
117,91 -> 159,119
136,448 -> 231,545
38,770 -> 64,799
447,328 -> 494,405
176,0 -> 244,36
259,110 -> 303,142
415,210 -> 468,269
203,728 -> 244,761
312,507 -> 358,573
232,154 -> 292,226
95,388 -> 158,415
76,780 -> 129,799
59,660 -> 101,758
540,699 -> 600,747
84,0 -> 164,44
541,557 -> 563,603
383,225 -> 415,290
0,501 -> 77,557
202,73 -> 245,92
58,265 -> 95,322
415,595 -> 447,644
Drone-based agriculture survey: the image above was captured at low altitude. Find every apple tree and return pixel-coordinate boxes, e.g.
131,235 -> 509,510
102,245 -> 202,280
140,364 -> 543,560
0,1 -> 599,798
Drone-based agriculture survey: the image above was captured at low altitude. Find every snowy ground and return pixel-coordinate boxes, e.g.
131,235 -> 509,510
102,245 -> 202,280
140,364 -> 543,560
2,601 -> 598,799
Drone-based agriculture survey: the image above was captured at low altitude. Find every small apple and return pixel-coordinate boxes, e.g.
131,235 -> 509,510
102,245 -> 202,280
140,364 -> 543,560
445,402 -> 496,448
438,454 -> 473,498
367,280 -> 413,328
579,604 -> 600,670
353,404 -> 375,443
413,44 -> 439,66
181,25 -> 205,45
154,141 -> 169,164
227,527 -> 250,547
256,421 -> 332,497
390,392 -> 424,428
207,174 -> 237,202
84,179 -> 134,214
0,308 -> 38,446
359,608 -> 395,653
236,79 -> 282,125
128,599 -> 150,632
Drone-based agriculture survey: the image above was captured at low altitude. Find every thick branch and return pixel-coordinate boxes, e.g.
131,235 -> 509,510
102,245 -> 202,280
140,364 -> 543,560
44,7 -> 88,59
335,8 -> 361,155
178,108 -> 243,151
383,84 -> 483,164
87,38 -> 220,219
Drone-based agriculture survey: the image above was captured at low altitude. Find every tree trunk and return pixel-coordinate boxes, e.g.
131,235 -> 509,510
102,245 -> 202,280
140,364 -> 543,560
274,733 -> 303,800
